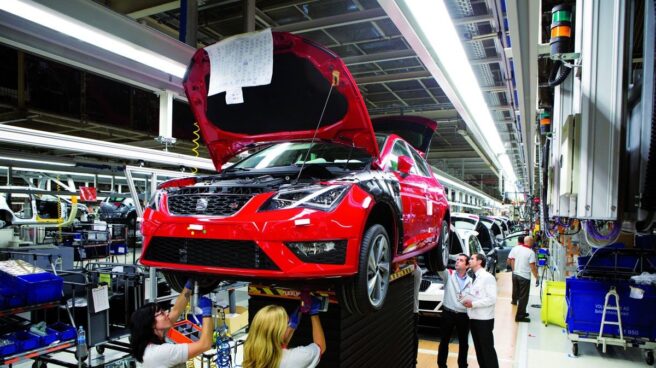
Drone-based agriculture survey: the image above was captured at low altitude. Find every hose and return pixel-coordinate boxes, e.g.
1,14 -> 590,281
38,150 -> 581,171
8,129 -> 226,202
548,60 -> 572,87
191,122 -> 201,174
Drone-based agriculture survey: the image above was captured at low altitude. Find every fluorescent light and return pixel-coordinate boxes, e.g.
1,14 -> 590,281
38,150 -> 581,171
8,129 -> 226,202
380,0 -> 517,189
0,0 -> 187,77
0,155 -> 75,167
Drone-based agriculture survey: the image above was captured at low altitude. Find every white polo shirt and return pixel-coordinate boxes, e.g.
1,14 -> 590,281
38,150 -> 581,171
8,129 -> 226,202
508,245 -> 536,280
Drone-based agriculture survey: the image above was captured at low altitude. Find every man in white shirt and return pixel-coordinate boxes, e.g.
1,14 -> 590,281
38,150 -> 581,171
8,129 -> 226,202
508,236 -> 538,322
462,253 -> 498,368
438,254 -> 472,368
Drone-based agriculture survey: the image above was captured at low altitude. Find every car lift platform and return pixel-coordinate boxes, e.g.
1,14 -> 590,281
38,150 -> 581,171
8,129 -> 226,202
248,264 -> 417,367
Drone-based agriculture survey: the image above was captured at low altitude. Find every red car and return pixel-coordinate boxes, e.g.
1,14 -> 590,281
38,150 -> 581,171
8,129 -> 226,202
140,32 -> 451,314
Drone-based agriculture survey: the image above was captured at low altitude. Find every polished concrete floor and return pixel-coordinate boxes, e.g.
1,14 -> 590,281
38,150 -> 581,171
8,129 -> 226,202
416,272 -> 650,368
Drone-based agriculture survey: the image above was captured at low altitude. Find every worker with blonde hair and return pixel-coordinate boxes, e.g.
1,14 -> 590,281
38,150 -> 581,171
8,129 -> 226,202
242,301 -> 326,368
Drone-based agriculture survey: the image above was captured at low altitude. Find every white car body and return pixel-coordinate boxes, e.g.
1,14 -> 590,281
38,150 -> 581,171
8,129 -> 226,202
0,186 -> 79,228
418,226 -> 479,317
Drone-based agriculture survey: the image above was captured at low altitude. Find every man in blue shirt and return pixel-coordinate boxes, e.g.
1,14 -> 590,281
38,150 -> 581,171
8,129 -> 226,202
438,254 -> 472,368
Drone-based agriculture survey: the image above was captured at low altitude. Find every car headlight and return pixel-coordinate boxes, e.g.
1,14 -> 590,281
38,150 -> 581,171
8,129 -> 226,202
286,240 -> 347,264
261,184 -> 349,211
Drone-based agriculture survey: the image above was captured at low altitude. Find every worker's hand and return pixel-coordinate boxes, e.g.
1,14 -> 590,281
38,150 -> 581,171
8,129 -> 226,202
184,279 -> 194,290
288,307 -> 302,329
462,300 -> 473,308
195,296 -> 213,317
535,280 -> 540,288
308,296 -> 324,315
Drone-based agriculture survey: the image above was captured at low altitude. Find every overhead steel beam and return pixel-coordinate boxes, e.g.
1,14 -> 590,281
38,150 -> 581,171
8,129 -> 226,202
273,8 -> 387,33
127,1 -> 181,19
0,125 -> 215,171
470,56 -> 502,65
0,0 -> 195,97
453,14 -> 494,25
480,85 -> 507,92
427,150 -> 480,159
506,0 -> 540,191
343,49 -> 416,66
356,71 -> 431,85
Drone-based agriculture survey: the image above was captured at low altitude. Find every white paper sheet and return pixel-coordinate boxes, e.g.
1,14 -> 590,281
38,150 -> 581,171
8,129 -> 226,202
206,28 -> 273,98
92,285 -> 110,313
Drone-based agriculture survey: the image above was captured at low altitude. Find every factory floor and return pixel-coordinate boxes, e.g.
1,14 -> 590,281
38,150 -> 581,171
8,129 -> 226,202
416,272 -> 649,368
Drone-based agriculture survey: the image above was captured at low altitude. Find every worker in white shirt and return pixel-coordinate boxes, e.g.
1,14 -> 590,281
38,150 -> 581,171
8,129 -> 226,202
437,253 -> 472,368
508,235 -> 539,322
462,253 -> 499,368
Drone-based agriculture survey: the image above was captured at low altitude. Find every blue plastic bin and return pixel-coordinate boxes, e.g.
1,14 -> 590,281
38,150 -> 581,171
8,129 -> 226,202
48,322 -> 76,341
3,331 -> 40,353
38,328 -> 59,346
110,242 -> 127,255
20,273 -> 63,305
566,277 -> 656,340
0,288 -> 25,309
0,271 -> 63,305
0,338 -> 17,357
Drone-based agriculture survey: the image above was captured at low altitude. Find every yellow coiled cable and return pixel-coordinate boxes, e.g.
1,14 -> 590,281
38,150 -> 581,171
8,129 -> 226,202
191,122 -> 200,174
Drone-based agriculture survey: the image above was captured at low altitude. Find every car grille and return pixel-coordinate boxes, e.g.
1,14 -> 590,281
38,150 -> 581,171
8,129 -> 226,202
419,279 -> 432,292
419,301 -> 439,311
167,186 -> 264,216
143,237 -> 279,270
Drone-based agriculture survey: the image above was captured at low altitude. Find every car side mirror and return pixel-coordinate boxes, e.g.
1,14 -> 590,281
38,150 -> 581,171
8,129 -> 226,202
398,156 -> 413,174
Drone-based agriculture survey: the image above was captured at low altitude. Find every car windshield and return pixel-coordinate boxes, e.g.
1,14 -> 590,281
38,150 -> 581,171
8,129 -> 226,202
453,217 -> 476,230
232,142 -> 372,170
505,234 -> 525,248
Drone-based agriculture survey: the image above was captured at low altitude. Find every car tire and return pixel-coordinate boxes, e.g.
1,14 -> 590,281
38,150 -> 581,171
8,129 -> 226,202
426,220 -> 449,273
348,224 -> 391,314
163,271 -> 220,295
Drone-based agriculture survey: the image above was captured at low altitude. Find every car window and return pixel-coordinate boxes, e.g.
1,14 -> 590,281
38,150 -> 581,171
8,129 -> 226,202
376,134 -> 387,151
233,142 -> 371,170
505,235 -> 523,248
7,193 -> 32,219
453,217 -> 476,230
409,147 -> 431,177
384,140 -> 413,171
469,236 -> 479,256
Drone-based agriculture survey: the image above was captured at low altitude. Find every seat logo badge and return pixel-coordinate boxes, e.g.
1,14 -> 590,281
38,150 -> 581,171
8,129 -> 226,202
228,202 -> 239,210
179,245 -> 188,263
196,198 -> 208,211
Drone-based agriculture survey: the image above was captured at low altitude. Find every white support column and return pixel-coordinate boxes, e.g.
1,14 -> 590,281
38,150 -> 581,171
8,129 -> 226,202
159,90 -> 174,139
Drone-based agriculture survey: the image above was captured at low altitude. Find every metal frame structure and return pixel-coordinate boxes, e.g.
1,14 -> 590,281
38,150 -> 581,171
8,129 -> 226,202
0,0 -> 532,199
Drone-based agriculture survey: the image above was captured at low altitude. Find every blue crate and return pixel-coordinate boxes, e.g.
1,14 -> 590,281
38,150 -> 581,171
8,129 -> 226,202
0,271 -> 63,306
39,328 -> 59,346
19,273 -> 63,305
2,331 -> 40,353
566,277 -> 656,340
0,338 -> 17,357
110,242 -> 127,255
0,288 -> 25,309
48,322 -> 76,341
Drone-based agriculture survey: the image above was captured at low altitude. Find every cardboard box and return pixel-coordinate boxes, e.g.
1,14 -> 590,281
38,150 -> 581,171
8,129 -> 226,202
222,306 -> 248,335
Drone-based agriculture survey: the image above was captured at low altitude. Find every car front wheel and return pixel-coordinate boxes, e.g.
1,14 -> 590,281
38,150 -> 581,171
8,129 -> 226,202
342,224 -> 391,315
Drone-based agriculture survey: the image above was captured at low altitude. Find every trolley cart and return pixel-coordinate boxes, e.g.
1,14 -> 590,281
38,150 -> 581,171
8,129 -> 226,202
566,277 -> 656,365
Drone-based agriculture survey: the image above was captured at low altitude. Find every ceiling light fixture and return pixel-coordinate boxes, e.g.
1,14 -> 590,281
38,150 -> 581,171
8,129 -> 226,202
0,0 -> 187,78
378,0 -> 517,190
0,155 -> 75,167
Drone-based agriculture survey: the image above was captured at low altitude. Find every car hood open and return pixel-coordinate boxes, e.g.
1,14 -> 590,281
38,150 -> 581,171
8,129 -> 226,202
371,116 -> 437,155
183,31 -> 379,171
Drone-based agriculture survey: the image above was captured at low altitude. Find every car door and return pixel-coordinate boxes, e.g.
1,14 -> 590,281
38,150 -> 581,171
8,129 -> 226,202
408,147 -> 446,244
498,233 -> 523,270
382,139 -> 429,252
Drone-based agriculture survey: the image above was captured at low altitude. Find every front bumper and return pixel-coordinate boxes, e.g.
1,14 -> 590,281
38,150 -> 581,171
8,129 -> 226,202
140,186 -> 372,279
418,281 -> 444,316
